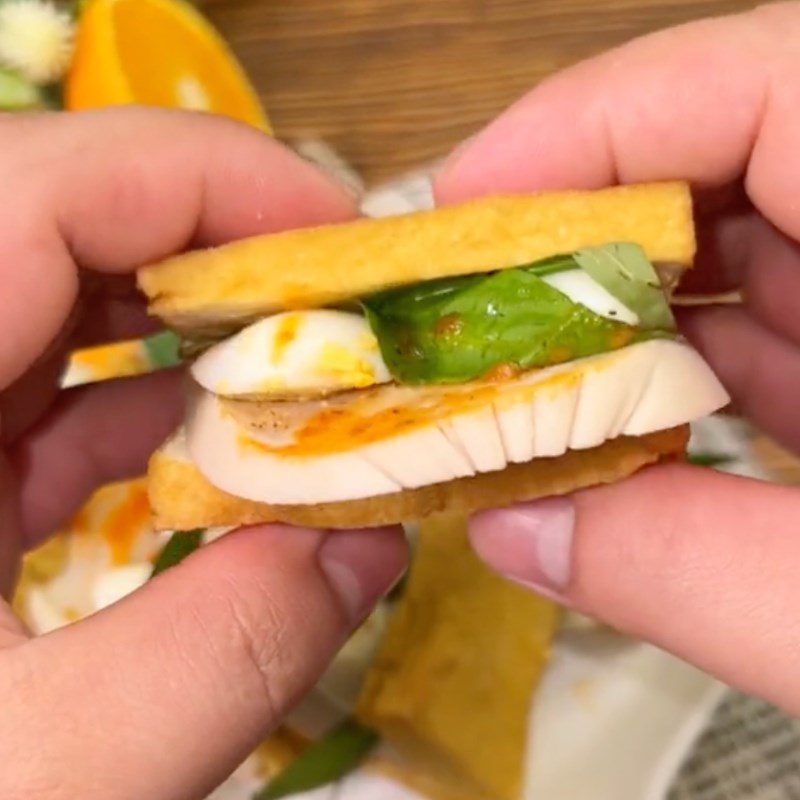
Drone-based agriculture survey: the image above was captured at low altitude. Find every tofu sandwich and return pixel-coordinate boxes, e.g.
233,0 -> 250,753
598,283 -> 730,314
138,182 -> 729,530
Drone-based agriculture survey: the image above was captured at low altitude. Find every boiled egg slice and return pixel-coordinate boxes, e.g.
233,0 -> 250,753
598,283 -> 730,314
191,310 -> 392,398
184,339 -> 729,505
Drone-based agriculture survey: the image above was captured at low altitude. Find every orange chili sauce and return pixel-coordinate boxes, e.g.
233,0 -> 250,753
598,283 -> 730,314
238,366 -> 589,458
271,314 -> 302,364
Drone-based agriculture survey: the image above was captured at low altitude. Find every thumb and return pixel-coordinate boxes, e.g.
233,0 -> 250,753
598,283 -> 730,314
468,463 -> 800,715
2,524 -> 406,799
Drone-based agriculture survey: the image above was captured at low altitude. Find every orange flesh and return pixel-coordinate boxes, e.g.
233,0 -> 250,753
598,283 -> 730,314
111,0 -> 264,123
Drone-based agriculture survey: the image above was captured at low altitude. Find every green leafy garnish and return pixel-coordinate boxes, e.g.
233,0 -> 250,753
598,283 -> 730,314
687,452 -> 735,468
144,330 -> 182,369
151,529 -> 203,577
253,719 -> 378,800
0,67 -> 42,110
363,246 -> 672,385
573,243 -> 675,331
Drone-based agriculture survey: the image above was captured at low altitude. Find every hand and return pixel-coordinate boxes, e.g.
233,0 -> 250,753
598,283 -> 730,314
436,2 -> 800,714
0,109 -> 406,799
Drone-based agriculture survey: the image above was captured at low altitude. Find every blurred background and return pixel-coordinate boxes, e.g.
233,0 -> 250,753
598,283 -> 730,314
6,1 -> 800,799
198,0 -> 756,184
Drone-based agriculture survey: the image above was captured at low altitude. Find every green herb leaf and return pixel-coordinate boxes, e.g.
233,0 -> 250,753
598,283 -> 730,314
364,252 -> 669,385
253,719 -> 378,800
573,243 -> 676,331
144,330 -> 182,369
151,529 -> 203,577
0,67 -> 42,110
687,452 -> 735,467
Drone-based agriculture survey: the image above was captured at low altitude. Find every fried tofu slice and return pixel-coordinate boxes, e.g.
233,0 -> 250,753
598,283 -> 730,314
138,182 -> 694,337
147,425 -> 688,531
357,515 -> 560,800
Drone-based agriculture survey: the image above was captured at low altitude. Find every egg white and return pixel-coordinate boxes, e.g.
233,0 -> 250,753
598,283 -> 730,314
191,310 -> 391,397
182,340 -> 729,506
190,268 -> 643,400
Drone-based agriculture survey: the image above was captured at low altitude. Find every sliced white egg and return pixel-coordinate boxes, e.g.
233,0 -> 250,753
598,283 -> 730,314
191,310 -> 391,398
184,340 -> 729,506
542,269 -> 639,325
186,384 -> 400,503
358,425 -> 475,489
25,586 -> 73,634
92,564 -> 152,611
440,406 -> 507,474
624,344 -> 731,435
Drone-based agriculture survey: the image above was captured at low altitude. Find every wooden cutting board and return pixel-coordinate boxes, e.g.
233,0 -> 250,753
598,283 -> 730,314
201,0 -> 757,184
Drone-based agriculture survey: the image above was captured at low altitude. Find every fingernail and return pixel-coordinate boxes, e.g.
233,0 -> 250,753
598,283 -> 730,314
469,497 -> 575,596
318,527 -> 408,623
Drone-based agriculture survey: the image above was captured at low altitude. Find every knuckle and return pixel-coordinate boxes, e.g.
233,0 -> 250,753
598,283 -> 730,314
163,574 -> 293,720
218,577 -> 290,713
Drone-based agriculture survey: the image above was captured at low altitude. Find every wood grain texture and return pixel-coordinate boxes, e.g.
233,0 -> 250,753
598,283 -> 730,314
201,0 -> 757,183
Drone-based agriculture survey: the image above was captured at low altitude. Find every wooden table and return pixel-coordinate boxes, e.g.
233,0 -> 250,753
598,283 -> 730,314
203,0 -> 757,184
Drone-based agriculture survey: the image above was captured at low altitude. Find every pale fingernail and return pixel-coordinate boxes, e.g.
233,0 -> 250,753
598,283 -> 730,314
469,497 -> 575,596
318,527 -> 408,623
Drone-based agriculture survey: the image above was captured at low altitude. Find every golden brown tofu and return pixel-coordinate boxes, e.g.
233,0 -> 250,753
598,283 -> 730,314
357,515 -> 560,800
138,182 -> 694,337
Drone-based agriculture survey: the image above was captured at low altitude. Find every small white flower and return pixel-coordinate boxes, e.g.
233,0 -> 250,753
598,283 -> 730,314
0,0 -> 75,85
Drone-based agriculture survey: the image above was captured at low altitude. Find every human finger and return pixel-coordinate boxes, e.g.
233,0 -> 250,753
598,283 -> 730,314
1,523 -> 407,799
0,108 -> 356,389
435,4 -> 800,282
10,369 -> 183,543
469,464 -> 800,715
678,304 -> 800,454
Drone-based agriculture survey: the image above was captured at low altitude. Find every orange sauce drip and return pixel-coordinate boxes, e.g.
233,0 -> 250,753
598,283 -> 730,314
481,362 -> 520,382
68,504 -> 93,536
546,346 -> 575,365
99,483 -> 151,565
608,328 -> 635,349
434,313 -> 463,338
238,367 -> 586,458
271,314 -> 302,364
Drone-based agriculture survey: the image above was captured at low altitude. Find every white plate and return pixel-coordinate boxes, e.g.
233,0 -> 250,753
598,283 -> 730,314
213,630 -> 726,800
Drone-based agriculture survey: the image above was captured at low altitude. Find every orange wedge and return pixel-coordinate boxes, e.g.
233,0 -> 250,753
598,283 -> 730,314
65,0 -> 269,131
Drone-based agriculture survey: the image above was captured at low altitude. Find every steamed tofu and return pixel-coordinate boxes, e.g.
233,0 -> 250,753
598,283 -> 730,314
184,339 -> 728,505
